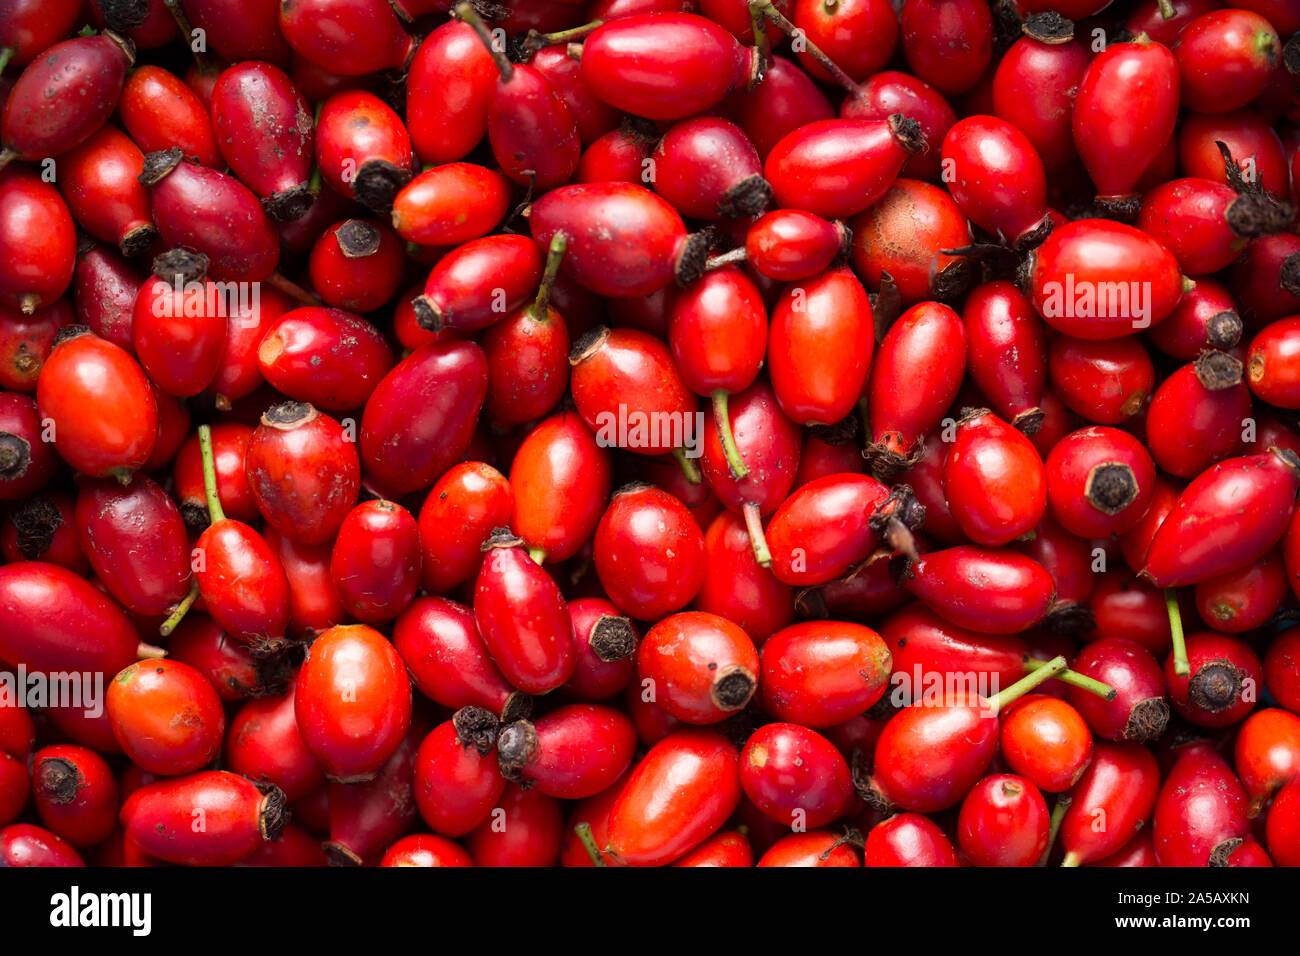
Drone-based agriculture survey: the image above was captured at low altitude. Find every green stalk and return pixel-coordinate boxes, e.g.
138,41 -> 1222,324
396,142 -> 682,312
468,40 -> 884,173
573,822 -> 607,867
1037,795 -> 1071,867
743,501 -> 772,568
712,390 -> 749,480
159,580 -> 200,637
673,447 -> 702,485
985,655 -> 1067,715
535,21 -> 603,46
528,233 -> 567,321
746,0 -> 771,58
1167,589 -> 1190,677
197,425 -> 226,525
1024,658 -> 1116,701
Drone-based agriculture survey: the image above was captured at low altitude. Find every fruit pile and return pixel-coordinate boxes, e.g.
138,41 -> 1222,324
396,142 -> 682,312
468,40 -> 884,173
1,0 -> 1299,869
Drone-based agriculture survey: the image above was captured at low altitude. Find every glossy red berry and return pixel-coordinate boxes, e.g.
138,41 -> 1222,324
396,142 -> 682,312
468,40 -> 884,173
1153,741 -> 1249,866
1142,448 -> 1300,587
508,410 -> 612,564
1059,742 -> 1160,866
999,695 -> 1094,793
1072,38 -> 1180,205
766,117 -> 924,220
414,714 -> 506,838
1066,638 -> 1170,743
530,182 -> 709,298
958,773 -> 1050,867
594,484 -> 706,621
768,267 -> 874,426
1045,427 -> 1157,539
359,340 -> 488,496
474,533 -> 578,694
941,116 -> 1049,247
866,300 -> 966,467
74,473 -> 191,618
107,659 -> 225,776
605,729 -> 742,867
121,771 -> 286,866
31,745 -> 118,847
638,611 -> 759,724
1174,9 -> 1280,115
330,500 -> 421,623
899,0 -> 992,96
580,13 -> 761,121
295,624 -> 412,783
0,168 -> 77,314
864,813 -> 959,866
1029,219 -> 1187,339
391,163 -> 511,246
308,219 -> 405,313
139,149 -> 280,282
943,409 -> 1047,546
259,307 -> 394,412
37,327 -> 157,480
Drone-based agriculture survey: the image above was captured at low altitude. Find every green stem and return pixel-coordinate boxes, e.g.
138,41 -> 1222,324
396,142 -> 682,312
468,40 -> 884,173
749,0 -> 859,93
0,48 -> 13,75
527,546 -> 547,566
159,580 -> 200,637
197,425 -> 226,525
746,1 -> 771,59
528,232 -> 567,320
455,1 -> 513,82
136,642 -> 168,660
743,501 -> 772,568
1037,795 -> 1071,867
673,447 -> 702,485
1061,851 -> 1081,868
535,20 -> 603,46
712,390 -> 749,480
1156,0 -> 1177,20
985,655 -> 1067,715
573,822 -> 607,867
1167,589 -> 1190,677
1024,658 -> 1116,701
